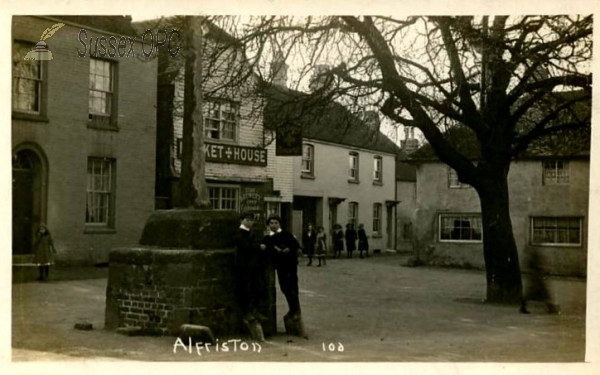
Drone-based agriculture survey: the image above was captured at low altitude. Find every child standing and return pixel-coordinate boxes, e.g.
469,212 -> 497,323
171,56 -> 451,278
315,226 -> 327,266
333,224 -> 344,258
33,224 -> 56,281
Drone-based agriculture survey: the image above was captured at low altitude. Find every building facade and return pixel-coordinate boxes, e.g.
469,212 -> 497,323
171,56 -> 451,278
409,157 -> 589,276
395,154 -> 417,253
12,16 -> 157,265
264,64 -> 401,252
290,138 -> 398,253
152,20 -> 294,231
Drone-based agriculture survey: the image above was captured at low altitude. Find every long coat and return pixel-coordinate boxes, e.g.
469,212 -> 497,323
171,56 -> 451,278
302,229 -> 316,256
345,229 -> 357,252
358,228 -> 369,251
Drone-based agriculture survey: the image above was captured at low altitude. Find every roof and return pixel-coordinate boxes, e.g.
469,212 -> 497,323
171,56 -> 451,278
408,90 -> 591,163
50,16 -> 137,37
263,84 -> 401,155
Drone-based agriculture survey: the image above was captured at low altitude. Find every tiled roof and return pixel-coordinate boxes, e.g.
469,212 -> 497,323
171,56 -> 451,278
264,85 -> 401,155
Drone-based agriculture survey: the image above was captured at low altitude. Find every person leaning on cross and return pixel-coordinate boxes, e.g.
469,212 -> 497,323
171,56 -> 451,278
261,214 -> 303,321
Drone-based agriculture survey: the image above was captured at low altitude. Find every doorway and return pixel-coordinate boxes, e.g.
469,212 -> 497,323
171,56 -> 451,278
12,148 -> 45,256
386,205 -> 394,249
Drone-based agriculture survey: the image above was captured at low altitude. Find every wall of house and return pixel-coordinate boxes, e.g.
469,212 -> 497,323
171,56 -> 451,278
12,16 -> 157,265
413,160 -> 589,276
291,139 -> 396,252
396,180 -> 416,252
164,37 -> 293,232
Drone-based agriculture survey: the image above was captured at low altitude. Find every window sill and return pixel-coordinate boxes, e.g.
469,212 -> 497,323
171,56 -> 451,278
348,179 -> 360,184
84,227 -> 116,235
87,122 -> 119,132
301,173 -> 315,180
373,181 -> 383,186
530,243 -> 581,248
12,111 -> 49,123
204,138 -> 237,145
372,234 -> 382,238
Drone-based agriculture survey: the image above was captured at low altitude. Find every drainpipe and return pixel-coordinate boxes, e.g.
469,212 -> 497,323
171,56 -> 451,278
394,172 -> 398,251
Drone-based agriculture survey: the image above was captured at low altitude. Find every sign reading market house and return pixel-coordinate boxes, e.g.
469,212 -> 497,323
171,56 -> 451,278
204,142 -> 268,166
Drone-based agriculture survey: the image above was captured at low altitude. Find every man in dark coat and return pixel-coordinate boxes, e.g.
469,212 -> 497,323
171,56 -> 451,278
234,211 -> 267,324
262,214 -> 303,320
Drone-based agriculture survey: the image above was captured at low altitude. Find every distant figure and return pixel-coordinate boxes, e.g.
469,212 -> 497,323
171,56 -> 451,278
357,223 -> 369,259
333,224 -> 344,258
315,226 -> 327,267
345,223 -> 357,259
302,223 -> 316,266
33,224 -> 56,281
520,247 -> 560,314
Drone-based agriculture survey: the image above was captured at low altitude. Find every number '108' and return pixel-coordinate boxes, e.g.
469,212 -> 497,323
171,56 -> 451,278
322,342 -> 344,352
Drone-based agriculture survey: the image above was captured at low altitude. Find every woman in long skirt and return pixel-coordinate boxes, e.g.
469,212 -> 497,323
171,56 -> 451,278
358,223 -> 369,258
345,223 -> 357,259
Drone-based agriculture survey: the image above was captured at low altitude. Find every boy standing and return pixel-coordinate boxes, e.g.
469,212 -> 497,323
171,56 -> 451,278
262,214 -> 306,336
234,212 -> 268,332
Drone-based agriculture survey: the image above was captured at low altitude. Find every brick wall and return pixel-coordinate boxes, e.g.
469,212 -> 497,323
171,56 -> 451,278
105,247 -> 277,337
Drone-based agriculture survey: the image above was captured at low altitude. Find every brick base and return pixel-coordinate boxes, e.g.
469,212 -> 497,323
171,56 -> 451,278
105,247 -> 277,337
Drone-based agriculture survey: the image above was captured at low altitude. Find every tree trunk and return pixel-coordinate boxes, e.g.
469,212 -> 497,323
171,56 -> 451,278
476,163 -> 523,304
178,16 -> 210,209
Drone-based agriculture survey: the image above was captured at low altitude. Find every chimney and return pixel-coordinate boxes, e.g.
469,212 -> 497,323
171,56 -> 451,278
309,64 -> 332,93
402,126 -> 419,153
360,110 -> 380,130
271,51 -> 288,87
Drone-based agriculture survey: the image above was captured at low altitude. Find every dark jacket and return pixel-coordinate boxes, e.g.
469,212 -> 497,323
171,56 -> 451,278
345,228 -> 357,251
234,227 -> 264,268
263,230 -> 301,266
358,228 -> 369,250
334,230 -> 344,251
302,229 -> 317,256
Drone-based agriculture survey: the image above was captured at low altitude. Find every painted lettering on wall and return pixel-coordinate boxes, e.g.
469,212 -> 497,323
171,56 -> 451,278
204,142 -> 267,166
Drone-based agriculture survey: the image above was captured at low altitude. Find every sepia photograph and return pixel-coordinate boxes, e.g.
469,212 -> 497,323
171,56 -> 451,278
4,1 -> 599,374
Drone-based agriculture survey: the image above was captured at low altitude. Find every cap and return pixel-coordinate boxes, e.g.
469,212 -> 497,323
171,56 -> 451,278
239,211 -> 255,220
266,213 -> 281,225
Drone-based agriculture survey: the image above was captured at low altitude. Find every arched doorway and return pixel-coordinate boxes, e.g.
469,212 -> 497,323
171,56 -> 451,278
12,148 -> 45,256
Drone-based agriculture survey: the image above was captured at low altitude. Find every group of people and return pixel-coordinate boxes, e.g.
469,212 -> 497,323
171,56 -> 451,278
301,224 -> 327,266
301,222 -> 370,264
331,223 -> 370,259
233,212 -> 303,333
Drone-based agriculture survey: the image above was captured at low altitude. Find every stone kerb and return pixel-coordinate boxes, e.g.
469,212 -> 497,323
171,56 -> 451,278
105,209 -> 277,338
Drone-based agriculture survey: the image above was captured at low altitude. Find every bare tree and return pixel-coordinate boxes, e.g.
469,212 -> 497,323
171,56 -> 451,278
209,15 -> 592,303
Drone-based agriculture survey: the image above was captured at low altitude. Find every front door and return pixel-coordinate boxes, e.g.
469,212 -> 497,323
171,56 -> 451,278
12,151 -> 38,255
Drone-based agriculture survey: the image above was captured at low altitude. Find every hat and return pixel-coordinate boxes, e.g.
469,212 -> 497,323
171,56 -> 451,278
266,213 -> 281,225
239,211 -> 255,220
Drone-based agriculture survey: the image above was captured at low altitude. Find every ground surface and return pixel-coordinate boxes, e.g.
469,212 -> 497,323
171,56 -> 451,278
11,254 -> 587,362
